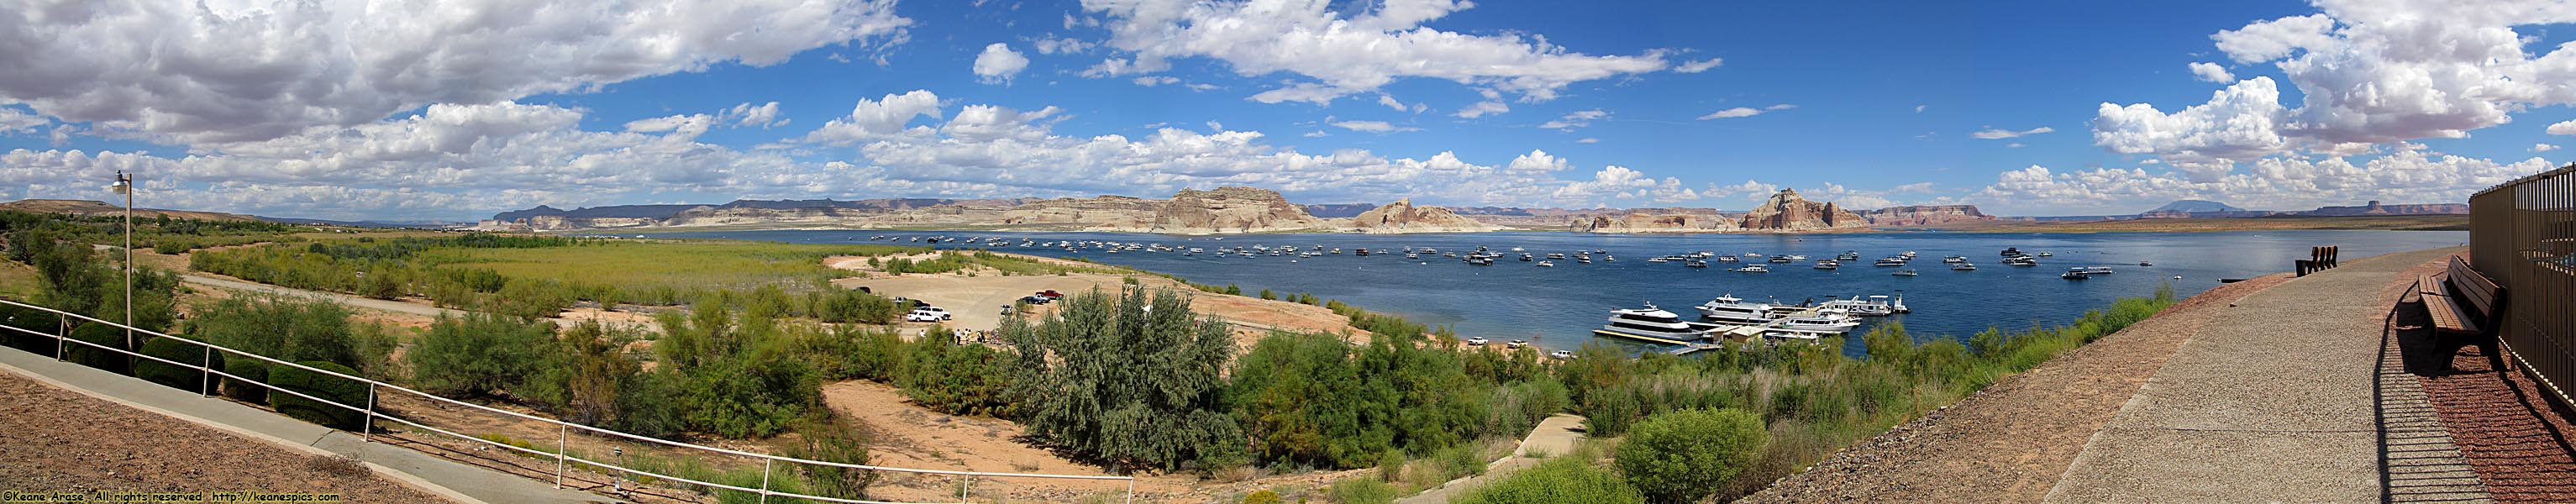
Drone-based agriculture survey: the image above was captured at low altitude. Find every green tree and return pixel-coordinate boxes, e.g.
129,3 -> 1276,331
408,312 -> 552,397
1001,287 -> 1245,471
1612,408 -> 1767,504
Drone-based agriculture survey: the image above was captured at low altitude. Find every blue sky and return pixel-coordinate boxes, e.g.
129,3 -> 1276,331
2,0 -> 2570,220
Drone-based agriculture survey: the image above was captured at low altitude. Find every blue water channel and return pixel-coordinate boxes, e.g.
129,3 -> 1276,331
651,229 -> 2466,357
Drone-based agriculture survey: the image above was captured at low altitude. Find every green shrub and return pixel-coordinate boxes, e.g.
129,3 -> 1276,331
136,335 -> 210,391
1612,408 -> 1767,504
1450,457 -> 1644,504
1325,478 -> 1396,504
1240,490 -> 1282,504
612,370 -> 690,439
270,360 -> 370,431
65,322 -> 130,375
408,312 -> 552,397
189,297 -> 360,403
898,331 -> 1013,417
1378,450 -> 1405,482
685,351 -> 823,438
1001,288 -> 1244,471
0,302 -> 58,354
783,418 -> 875,500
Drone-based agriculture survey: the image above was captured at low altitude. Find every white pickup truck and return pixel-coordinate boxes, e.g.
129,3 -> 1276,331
904,307 -> 951,322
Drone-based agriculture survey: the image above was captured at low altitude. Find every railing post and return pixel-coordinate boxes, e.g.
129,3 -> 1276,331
200,344 -> 213,397
55,313 -> 66,361
555,423 -> 568,488
961,474 -> 973,503
760,459 -> 774,504
361,382 -> 376,439
1126,477 -> 1135,504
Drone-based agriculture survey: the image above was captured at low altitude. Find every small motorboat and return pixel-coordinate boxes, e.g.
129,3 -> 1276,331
2138,261 -> 2153,266
1951,263 -> 1977,270
1536,261 -> 1556,267
1892,269 -> 1919,276
1736,265 -> 1770,273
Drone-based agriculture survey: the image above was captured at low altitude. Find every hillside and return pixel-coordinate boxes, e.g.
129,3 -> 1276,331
2145,200 -> 2245,213
0,199 -> 256,222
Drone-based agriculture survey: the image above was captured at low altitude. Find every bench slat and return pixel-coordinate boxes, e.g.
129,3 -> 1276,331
2423,293 -> 2477,333
2446,257 -> 2500,315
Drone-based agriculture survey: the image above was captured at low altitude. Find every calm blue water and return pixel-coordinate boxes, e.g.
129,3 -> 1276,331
650,229 -> 2466,356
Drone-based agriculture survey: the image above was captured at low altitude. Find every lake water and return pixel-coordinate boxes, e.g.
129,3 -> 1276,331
650,229 -> 2466,356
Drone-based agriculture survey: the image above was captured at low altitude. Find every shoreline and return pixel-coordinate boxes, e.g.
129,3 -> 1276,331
527,213 -> 2467,237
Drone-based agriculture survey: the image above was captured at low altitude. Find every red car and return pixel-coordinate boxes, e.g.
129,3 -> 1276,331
1036,290 -> 1064,299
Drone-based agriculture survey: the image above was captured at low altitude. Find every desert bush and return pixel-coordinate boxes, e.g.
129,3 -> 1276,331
271,360 -> 370,431
783,418 -> 875,501
1325,478 -> 1396,504
898,330 -> 1013,417
1448,456 -> 1643,504
407,312 -> 551,397
190,297 -> 361,402
1614,408 -> 1767,503
684,350 -> 823,438
612,370 -> 690,440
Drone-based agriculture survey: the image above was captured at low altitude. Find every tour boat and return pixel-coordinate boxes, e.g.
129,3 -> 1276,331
2062,269 -> 2091,280
1818,295 -> 1906,316
1595,303 -> 1717,343
2074,266 -> 2115,275
1695,295 -> 1775,324
1736,265 -> 1770,273
1874,258 -> 1909,266
1774,310 -> 1862,332
2003,256 -> 2039,266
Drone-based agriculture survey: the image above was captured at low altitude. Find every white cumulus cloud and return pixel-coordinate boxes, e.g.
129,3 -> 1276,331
2188,62 -> 2235,82
1081,0 -> 1669,106
0,0 -> 911,144
1330,120 -> 1417,134
974,43 -> 1031,84
1674,58 -> 1723,73
2550,119 -> 2576,136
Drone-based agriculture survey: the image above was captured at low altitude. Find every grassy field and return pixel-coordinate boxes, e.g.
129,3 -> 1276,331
0,260 -> 39,300
417,239 -> 923,293
1917,214 -> 2468,233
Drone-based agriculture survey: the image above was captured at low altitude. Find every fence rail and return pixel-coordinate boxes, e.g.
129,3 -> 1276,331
0,297 -> 1134,504
2468,162 -> 2576,411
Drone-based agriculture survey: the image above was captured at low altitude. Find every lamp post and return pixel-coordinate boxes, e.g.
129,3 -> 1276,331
110,171 -> 132,349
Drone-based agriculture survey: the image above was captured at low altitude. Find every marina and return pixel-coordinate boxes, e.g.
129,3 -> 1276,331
652,228 -> 2472,357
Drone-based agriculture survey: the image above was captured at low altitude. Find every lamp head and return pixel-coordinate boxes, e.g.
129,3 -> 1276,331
110,171 -> 132,194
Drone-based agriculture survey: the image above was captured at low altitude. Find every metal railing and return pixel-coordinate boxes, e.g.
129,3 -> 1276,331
0,297 -> 1135,504
2468,162 -> 2576,411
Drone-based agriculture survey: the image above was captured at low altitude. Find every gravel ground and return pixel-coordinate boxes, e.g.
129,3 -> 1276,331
2400,255 -> 2576,504
1736,273 -> 2293,503
0,370 -> 449,502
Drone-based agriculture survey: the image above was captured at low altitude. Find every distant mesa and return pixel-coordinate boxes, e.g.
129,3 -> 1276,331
2125,199 -> 2465,219
1346,198 -> 1504,234
474,186 -> 1999,234
1574,189 -> 1995,233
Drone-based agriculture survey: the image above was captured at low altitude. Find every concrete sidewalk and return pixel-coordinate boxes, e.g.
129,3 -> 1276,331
0,346 -> 612,504
2044,247 -> 2485,503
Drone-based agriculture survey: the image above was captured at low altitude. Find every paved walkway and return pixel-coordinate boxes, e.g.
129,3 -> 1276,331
1397,414 -> 1588,504
0,345 -> 612,504
2045,247 -> 2486,502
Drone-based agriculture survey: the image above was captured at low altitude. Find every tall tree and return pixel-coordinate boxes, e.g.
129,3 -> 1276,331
1003,287 -> 1246,470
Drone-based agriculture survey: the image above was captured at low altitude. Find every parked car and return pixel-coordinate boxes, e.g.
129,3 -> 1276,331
906,307 -> 951,322
1549,349 -> 1576,360
1036,290 -> 1065,299
1506,339 -> 1528,349
1020,295 -> 1054,304
1464,336 -> 1489,346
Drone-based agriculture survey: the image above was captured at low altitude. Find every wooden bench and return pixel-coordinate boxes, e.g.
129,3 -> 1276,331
2412,255 -> 2505,370
2295,245 -> 2340,276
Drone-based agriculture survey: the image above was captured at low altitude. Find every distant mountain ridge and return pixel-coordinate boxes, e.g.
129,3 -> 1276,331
2146,200 -> 2246,214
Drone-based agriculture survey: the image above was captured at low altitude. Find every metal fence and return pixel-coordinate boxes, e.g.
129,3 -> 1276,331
2468,162 -> 2576,411
0,297 -> 1134,504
